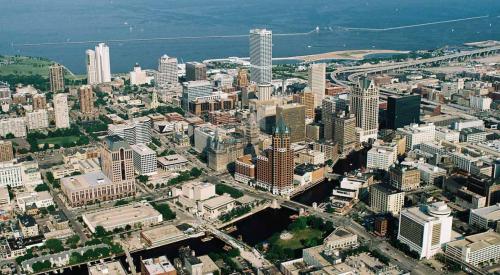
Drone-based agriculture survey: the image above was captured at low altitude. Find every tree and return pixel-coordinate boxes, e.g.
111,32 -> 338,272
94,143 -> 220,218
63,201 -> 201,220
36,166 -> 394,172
34,183 -> 49,192
5,133 -> 15,139
31,260 -> 51,273
45,239 -> 64,253
94,226 -> 108,238
137,175 -> 149,183
66,235 -> 80,248
190,167 -> 202,178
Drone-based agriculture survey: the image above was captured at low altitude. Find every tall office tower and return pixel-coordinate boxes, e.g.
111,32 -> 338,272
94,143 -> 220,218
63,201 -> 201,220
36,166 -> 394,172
53,93 -> 70,129
308,63 -> 326,107
49,64 -> 65,93
181,80 -> 212,110
185,62 -> 207,81
32,94 -> 47,110
0,141 -> 14,162
257,83 -> 273,101
256,118 -> 294,195
389,164 -> 421,191
276,104 -> 306,143
249,29 -> 272,84
245,113 -> 260,145
351,78 -> 379,142
156,55 -> 178,87
108,117 -> 152,145
94,43 -> 111,83
386,94 -> 421,129
85,49 -> 97,85
332,112 -> 357,155
236,68 -> 249,88
100,135 -> 135,186
78,85 -> 94,117
322,94 -> 350,140
293,91 -> 315,119
370,184 -> 405,215
398,201 -> 452,259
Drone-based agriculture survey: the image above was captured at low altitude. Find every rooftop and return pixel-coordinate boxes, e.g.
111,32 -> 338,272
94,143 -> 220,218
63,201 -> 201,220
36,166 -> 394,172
130,144 -> 156,155
88,261 -> 127,275
202,194 -> 235,210
82,202 -> 161,231
471,203 -> 500,221
142,256 -> 176,275
103,135 -> 130,151
61,171 -> 113,192
447,230 -> 500,252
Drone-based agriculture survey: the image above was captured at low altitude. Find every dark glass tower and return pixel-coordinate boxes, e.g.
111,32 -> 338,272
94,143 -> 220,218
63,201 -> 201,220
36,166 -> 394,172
386,94 -> 421,129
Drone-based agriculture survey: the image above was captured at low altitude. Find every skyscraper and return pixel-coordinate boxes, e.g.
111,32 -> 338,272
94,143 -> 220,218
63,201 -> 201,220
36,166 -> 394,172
32,94 -> 47,110
85,49 -> 97,85
156,55 -> 178,87
249,29 -> 272,84
181,80 -> 212,111
100,135 -> 135,186
386,94 -> 421,129
53,93 -> 70,129
294,91 -> 315,119
276,104 -> 306,143
236,68 -> 249,88
49,64 -> 65,93
95,43 -> 111,83
257,83 -> 273,101
256,118 -> 294,195
86,43 -> 111,84
351,78 -> 379,142
322,94 -> 350,141
332,112 -> 357,155
308,63 -> 326,107
78,85 -> 94,118
185,62 -> 207,81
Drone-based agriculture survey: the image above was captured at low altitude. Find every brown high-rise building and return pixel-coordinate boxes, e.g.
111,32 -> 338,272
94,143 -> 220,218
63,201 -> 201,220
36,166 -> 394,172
100,135 -> 135,187
49,64 -> 65,93
293,91 -> 315,119
0,141 -> 14,162
256,119 -> 294,195
276,103 -> 306,143
185,62 -> 207,81
236,68 -> 249,88
32,94 -> 47,110
78,85 -> 94,117
389,164 -> 420,191
332,112 -> 357,155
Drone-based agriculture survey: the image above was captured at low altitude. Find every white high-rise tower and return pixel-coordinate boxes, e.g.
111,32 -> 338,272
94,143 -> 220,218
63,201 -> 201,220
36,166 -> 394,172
155,55 -> 178,87
308,63 -> 326,107
95,43 -> 111,83
86,43 -> 111,84
351,77 -> 379,142
249,29 -> 272,84
86,49 -> 97,85
53,93 -> 70,129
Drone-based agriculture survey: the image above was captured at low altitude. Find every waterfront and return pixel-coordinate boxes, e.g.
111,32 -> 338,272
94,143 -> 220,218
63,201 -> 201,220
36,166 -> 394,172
2,0 -> 499,73
292,147 -> 369,206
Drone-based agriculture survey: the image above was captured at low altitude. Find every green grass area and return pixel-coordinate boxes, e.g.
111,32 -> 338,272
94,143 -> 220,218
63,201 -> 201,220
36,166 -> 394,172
274,228 -> 323,250
0,55 -> 53,76
37,136 -> 79,145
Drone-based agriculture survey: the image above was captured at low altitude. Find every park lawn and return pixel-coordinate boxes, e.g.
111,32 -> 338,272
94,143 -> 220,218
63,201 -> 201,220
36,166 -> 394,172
274,228 -> 323,250
0,56 -> 53,76
38,136 -> 80,145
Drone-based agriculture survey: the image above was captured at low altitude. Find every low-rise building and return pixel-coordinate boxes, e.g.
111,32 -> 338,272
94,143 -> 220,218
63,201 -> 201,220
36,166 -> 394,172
141,255 -> 177,275
89,261 -> 127,275
446,230 -> 500,267
82,202 -> 162,233
61,171 -> 135,207
18,215 -> 39,238
157,154 -> 189,171
140,225 -> 185,247
324,227 -> 358,250
199,194 -> 235,220
389,164 -> 420,191
16,191 -> 54,212
366,141 -> 397,171
470,204 -> 500,230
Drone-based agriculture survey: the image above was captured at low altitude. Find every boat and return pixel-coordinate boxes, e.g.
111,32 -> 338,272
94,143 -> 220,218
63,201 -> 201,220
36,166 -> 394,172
223,245 -> 232,251
201,236 -> 213,242
225,225 -> 237,233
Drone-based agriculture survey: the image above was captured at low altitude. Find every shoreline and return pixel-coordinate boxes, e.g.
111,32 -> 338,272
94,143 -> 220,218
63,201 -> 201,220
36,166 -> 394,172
280,49 -> 410,62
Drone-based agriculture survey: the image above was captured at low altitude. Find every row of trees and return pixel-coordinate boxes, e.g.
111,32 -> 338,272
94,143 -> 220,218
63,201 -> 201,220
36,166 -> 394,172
215,183 -> 243,198
167,167 -> 202,185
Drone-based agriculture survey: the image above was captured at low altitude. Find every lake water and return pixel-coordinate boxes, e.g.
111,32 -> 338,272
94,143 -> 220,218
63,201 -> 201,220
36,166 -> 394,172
1,0 -> 500,73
